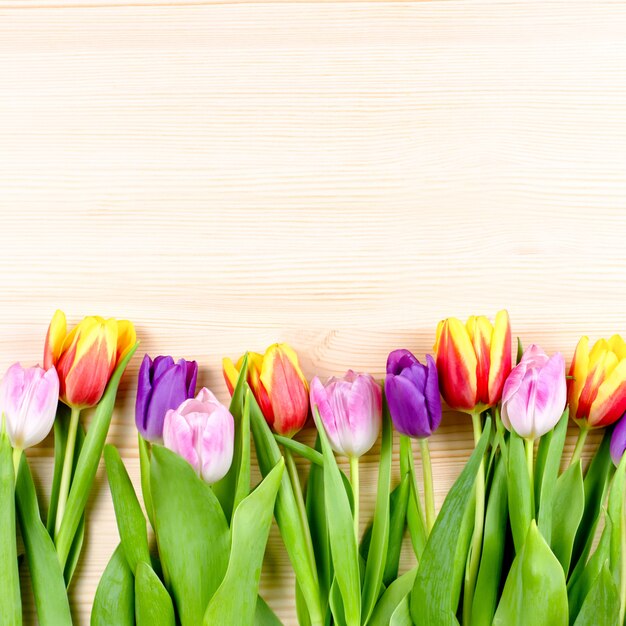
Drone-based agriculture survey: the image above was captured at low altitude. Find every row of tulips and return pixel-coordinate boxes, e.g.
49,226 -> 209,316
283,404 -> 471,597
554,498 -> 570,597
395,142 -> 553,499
1,310 -> 625,626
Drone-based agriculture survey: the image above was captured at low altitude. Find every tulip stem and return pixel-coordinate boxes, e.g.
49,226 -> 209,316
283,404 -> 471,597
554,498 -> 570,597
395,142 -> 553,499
55,407 -> 80,538
12,448 -> 22,483
525,437 -> 535,516
419,438 -> 436,532
463,411 -> 485,626
570,426 -> 589,467
350,455 -> 360,543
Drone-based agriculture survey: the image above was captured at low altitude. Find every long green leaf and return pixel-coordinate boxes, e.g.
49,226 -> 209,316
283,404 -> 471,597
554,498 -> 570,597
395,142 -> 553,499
56,342 -> 138,568
570,429 -> 614,577
607,453 -> 626,585
91,544 -> 134,626
471,452 -> 508,626
203,459 -> 284,624
15,455 -> 71,626
573,562 -> 619,626
276,435 -> 324,467
508,430 -> 533,553
389,597 -> 412,626
410,418 -> 492,626
550,461 -> 584,574
104,444 -> 150,573
250,391 -> 323,626
369,568 -> 416,626
47,403 -> 71,535
537,409 -> 569,542
213,354 -> 249,521
150,445 -> 229,626
383,475 -> 410,586
400,435 -> 427,561
494,521 -> 568,626
135,561 -> 176,626
313,407 -> 361,625
0,433 -> 20,626
232,390 -> 252,515
138,434 -> 154,529
255,595 -> 284,626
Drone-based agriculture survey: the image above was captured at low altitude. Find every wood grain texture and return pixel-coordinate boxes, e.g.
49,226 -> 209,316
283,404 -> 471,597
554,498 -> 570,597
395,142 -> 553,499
1,0 -> 625,622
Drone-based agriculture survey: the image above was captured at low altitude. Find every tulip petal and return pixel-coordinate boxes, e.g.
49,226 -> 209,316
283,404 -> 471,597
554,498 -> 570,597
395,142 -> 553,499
610,414 -> 626,466
467,315 -> 493,405
385,374 -> 431,438
588,359 -> 626,427
116,320 -> 137,365
386,350 -> 419,376
222,357 -> 240,396
568,336 -> 590,422
487,309 -> 512,406
163,409 -> 200,475
424,355 -> 442,433
200,407 -> 235,484
577,345 -> 618,421
44,310 -> 67,370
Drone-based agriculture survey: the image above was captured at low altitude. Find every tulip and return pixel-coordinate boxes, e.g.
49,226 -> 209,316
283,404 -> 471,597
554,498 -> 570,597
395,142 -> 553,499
610,413 -> 626,467
385,350 -> 442,439
568,334 -> 626,429
310,370 -> 382,458
223,343 -> 309,437
0,363 -> 59,454
434,309 -> 512,414
501,345 -> 566,440
310,370 -> 381,540
163,388 -> 234,484
135,355 -> 198,442
385,349 -> 441,532
44,310 -> 137,409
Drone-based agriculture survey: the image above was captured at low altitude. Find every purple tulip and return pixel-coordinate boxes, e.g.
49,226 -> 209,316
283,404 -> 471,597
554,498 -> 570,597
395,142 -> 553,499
385,350 -> 442,439
0,363 -> 59,450
135,354 -> 198,442
610,413 -> 626,466
501,345 -> 566,440
163,388 -> 235,484
310,370 -> 382,458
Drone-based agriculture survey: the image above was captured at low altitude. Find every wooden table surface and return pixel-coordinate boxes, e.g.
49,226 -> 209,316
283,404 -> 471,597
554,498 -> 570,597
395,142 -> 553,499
1,1 -> 625,623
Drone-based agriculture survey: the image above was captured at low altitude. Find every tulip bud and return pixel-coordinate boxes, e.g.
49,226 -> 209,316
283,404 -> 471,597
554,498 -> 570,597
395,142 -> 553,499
44,310 -> 136,409
0,363 -> 59,450
223,343 -> 309,437
385,350 -> 442,439
568,334 -> 626,429
135,355 -> 198,442
162,388 -> 234,484
500,345 -> 566,440
310,370 -> 381,458
434,309 -> 512,413
610,413 -> 626,466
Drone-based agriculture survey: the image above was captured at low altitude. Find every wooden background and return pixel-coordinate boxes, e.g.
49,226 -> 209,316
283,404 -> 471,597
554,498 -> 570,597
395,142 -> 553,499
1,0 -> 625,622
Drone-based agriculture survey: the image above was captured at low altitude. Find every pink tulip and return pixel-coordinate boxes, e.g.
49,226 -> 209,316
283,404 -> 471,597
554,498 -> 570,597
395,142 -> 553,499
310,370 -> 382,458
163,387 -> 235,484
501,345 -> 566,440
0,363 -> 59,450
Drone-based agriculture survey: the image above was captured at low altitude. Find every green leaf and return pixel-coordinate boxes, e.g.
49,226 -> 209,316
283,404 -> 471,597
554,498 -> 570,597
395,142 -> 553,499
471,452 -> 508,626
203,459 -> 284,625
56,342 -> 138,568
383,475 -> 410,587
329,577 -> 348,626
607,453 -> 626,585
369,568 -> 416,626
313,407 -> 361,625
400,435 -> 427,561
232,390 -> 252,515
493,521 -> 568,626
536,409 -> 569,542
135,561 -> 176,626
361,405 -> 392,624
15,455 -> 71,626
410,418 -> 492,626
150,445 -> 229,626
568,515 -> 612,624
570,429 -> 614,577
46,403 -> 71,536
0,434 -> 20,626
255,595 -> 284,626
508,430 -> 533,552
389,596 -> 412,626
516,337 -> 524,364
550,461 -> 584,574
138,434 -> 154,529
104,444 -> 150,574
213,353 -> 249,521
276,435 -> 324,467
63,513 -> 85,586
573,562 -> 619,626
91,544 -> 134,626
250,392 -> 323,626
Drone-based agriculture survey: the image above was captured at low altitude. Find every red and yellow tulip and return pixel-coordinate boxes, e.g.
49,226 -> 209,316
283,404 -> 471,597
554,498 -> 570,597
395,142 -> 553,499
44,310 -> 136,409
223,343 -> 309,437
434,309 -> 512,413
568,334 -> 626,428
